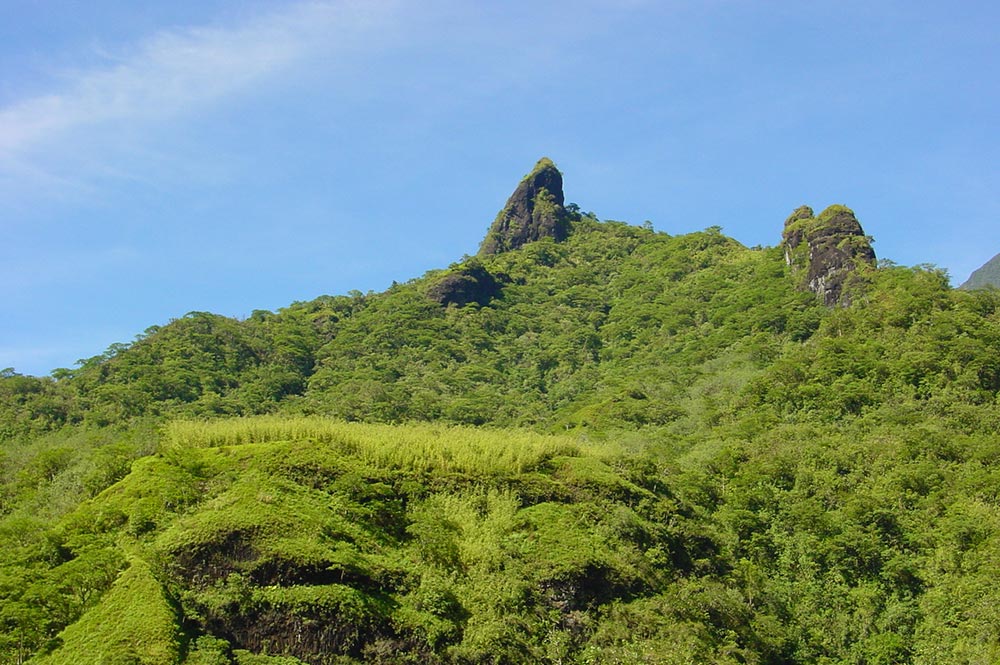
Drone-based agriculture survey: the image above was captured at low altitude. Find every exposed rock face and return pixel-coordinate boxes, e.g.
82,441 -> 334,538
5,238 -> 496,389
427,261 -> 501,307
479,158 -> 570,255
782,205 -> 876,306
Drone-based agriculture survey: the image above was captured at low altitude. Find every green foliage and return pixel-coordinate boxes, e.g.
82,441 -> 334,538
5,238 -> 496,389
0,417 -> 692,663
0,217 -> 822,435
32,558 -> 181,664
4,214 -> 1000,662
163,417 -> 596,475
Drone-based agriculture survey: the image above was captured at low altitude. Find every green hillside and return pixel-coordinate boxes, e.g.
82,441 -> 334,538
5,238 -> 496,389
1,219 -> 820,435
4,162 -> 1000,663
960,252 -> 1000,290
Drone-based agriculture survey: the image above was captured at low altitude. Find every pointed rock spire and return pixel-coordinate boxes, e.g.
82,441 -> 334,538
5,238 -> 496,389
782,204 -> 876,306
479,158 -> 570,255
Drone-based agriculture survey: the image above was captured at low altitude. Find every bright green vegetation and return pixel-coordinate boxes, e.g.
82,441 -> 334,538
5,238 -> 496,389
3,419 -> 691,663
33,558 -> 181,665
4,212 -> 1000,663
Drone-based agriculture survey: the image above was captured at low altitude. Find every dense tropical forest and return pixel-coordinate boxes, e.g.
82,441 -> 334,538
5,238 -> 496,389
3,160 -> 1000,663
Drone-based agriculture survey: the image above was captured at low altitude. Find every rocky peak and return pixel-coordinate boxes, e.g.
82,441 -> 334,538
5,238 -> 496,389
782,204 -> 876,306
479,158 -> 570,255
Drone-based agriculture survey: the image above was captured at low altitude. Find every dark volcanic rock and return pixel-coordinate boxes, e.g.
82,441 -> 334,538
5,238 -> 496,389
781,205 -> 815,257
782,204 -> 876,306
427,261 -> 501,307
479,157 -> 570,255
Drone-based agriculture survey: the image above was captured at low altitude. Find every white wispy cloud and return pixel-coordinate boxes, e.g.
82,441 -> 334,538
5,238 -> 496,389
0,1 -> 397,171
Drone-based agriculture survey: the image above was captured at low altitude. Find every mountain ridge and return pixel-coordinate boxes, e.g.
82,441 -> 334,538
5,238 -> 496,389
960,251 -> 1000,290
3,160 -> 1000,664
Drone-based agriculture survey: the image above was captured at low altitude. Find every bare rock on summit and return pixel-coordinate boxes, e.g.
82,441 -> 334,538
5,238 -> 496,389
479,158 -> 570,255
782,205 -> 876,306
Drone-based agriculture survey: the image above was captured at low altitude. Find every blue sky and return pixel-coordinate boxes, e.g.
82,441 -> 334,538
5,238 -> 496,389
2,1 -> 998,376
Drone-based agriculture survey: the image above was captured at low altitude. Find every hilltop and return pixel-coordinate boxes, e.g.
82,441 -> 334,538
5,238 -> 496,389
961,252 -> 1000,290
3,160 -> 1000,664
0,161 -> 882,435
